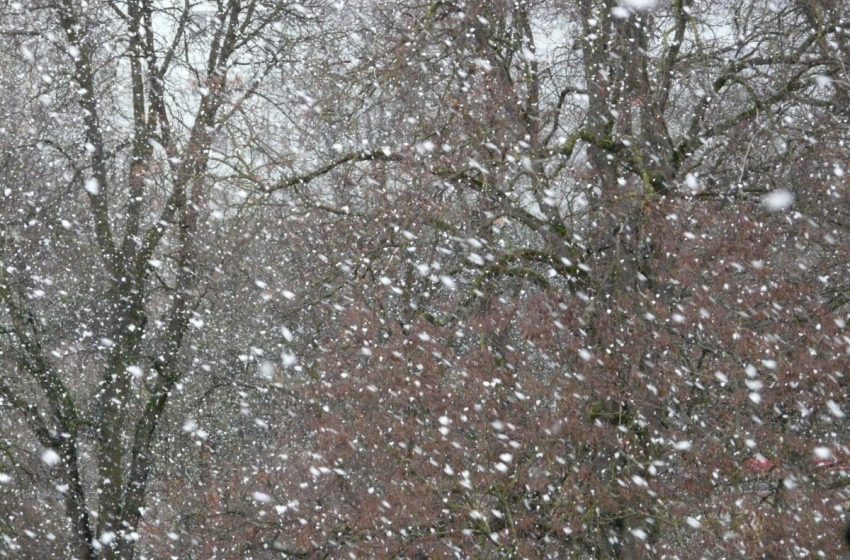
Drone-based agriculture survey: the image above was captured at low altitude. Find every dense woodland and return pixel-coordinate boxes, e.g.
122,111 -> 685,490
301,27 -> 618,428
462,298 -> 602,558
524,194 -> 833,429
0,0 -> 849,558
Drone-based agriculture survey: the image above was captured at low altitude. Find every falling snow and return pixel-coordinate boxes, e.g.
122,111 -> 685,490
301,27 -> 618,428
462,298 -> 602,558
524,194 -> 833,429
0,1 -> 848,558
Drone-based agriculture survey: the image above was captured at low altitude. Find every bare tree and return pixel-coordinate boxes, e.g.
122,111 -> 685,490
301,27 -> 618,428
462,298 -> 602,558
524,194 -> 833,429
0,1 -> 357,558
